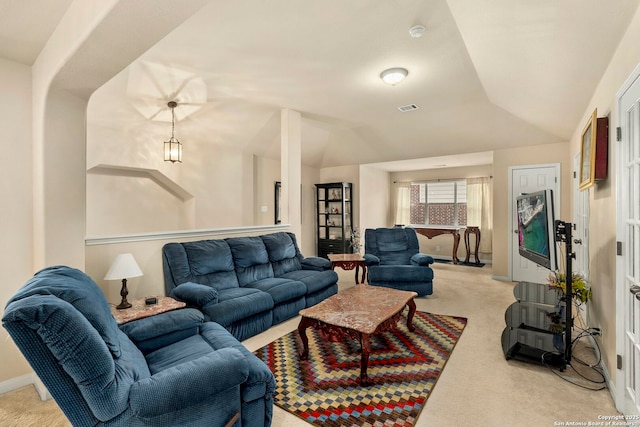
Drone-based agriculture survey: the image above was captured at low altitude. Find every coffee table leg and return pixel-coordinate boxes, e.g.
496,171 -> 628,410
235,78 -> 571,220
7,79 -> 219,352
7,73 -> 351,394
406,299 -> 416,332
298,317 -> 313,359
359,333 -> 372,386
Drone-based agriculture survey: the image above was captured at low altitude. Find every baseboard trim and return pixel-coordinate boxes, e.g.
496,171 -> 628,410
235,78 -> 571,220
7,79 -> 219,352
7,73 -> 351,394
585,333 -> 616,404
492,275 -> 511,282
0,373 -> 51,401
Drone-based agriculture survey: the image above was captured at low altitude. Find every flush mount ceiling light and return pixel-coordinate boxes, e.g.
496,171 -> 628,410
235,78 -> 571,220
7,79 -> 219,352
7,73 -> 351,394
164,101 -> 182,163
380,67 -> 409,85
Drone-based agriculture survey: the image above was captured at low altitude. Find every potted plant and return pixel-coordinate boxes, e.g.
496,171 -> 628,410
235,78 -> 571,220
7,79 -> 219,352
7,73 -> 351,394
547,271 -> 591,304
350,227 -> 362,254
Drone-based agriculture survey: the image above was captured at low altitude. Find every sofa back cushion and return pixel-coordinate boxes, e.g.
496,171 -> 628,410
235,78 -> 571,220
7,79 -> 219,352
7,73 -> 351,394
261,232 -> 302,276
226,236 -> 274,286
365,227 -> 419,265
163,240 -> 239,293
8,266 -> 123,358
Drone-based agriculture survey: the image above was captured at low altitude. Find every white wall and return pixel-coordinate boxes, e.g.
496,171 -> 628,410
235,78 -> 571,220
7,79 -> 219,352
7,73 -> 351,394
0,58 -> 35,383
86,118 -> 253,234
359,165 -> 390,232
568,3 -> 640,387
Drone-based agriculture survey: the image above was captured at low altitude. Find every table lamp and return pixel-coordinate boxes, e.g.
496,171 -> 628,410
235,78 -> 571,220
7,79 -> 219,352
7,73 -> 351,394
104,253 -> 143,309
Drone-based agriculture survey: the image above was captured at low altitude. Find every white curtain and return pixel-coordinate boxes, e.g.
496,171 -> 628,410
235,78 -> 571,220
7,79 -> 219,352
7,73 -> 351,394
466,177 -> 492,253
394,183 -> 411,226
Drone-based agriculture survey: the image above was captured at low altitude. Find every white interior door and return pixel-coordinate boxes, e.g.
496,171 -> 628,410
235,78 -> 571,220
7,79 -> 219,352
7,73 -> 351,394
510,164 -> 560,283
617,66 -> 640,416
573,153 -> 590,324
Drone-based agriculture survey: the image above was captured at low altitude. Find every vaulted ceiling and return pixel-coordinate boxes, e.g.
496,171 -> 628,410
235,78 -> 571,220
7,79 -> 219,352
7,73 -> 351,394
3,0 -> 639,170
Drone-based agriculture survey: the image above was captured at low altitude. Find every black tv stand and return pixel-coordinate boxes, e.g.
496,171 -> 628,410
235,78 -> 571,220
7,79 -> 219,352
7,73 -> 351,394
505,342 -> 565,367
502,220 -> 575,369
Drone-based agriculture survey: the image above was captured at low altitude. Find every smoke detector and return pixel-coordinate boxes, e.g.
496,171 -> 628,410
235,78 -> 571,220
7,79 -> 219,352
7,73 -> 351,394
409,25 -> 425,38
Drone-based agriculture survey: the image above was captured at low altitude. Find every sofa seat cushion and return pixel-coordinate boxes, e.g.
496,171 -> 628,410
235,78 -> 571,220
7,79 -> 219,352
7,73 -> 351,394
145,334 -> 216,374
277,269 -> 339,295
368,265 -> 434,282
203,288 -> 274,327
244,278 -> 306,304
199,322 -> 276,402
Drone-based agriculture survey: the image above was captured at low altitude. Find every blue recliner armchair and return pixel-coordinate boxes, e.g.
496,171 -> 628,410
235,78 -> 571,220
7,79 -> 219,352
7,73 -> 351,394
2,266 -> 275,427
363,227 -> 435,296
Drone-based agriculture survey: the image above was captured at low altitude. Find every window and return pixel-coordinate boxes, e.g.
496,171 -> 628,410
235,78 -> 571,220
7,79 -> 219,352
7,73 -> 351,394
409,180 -> 467,226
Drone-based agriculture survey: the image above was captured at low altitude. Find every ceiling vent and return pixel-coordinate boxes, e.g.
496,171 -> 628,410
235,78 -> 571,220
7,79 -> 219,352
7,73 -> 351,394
398,104 -> 419,112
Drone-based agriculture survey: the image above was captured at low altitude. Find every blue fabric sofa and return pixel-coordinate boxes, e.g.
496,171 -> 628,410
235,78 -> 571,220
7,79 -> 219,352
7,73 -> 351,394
2,266 -> 275,427
363,227 -> 435,297
163,231 -> 339,341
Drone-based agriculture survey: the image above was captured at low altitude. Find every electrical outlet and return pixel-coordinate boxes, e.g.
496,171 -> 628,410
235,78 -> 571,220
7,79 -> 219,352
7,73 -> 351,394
435,245 -> 441,252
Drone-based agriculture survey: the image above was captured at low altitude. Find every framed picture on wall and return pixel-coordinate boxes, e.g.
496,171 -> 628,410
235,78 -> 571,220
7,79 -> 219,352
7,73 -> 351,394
578,108 -> 608,191
579,109 -> 597,191
274,181 -> 281,224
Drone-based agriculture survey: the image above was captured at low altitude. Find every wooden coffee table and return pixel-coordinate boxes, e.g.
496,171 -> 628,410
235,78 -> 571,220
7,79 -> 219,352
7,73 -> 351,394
297,285 -> 417,386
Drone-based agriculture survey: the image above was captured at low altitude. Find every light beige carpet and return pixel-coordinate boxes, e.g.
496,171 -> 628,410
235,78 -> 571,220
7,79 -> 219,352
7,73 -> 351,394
0,385 -> 68,427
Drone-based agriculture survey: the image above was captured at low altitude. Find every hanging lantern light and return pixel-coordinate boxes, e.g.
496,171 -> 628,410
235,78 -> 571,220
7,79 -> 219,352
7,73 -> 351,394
164,101 -> 182,163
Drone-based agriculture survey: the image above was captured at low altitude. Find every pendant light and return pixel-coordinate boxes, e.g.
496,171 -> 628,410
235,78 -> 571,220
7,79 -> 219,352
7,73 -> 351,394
164,101 -> 182,163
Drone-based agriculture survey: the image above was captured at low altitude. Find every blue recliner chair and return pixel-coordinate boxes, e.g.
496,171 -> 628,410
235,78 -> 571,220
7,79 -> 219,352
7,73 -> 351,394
2,266 -> 275,427
363,227 -> 435,296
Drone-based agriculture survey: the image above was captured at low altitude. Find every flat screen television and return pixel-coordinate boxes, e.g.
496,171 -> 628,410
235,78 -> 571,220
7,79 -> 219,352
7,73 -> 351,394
516,189 -> 558,271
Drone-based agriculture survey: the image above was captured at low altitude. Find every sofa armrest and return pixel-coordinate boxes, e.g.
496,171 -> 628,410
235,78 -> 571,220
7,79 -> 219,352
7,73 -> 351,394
411,253 -> 434,266
129,348 -> 249,418
363,254 -> 380,267
301,257 -> 332,271
170,282 -> 218,306
119,308 -> 204,352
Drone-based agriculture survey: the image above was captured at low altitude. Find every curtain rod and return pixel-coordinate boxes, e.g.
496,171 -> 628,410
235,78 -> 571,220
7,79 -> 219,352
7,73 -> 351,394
393,175 -> 493,184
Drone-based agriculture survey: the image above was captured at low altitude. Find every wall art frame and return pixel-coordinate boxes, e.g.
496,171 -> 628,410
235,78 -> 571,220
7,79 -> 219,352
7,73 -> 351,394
579,108 -> 609,191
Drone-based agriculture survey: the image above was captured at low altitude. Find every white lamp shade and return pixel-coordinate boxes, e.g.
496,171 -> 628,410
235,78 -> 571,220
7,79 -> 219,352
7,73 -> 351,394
104,253 -> 143,280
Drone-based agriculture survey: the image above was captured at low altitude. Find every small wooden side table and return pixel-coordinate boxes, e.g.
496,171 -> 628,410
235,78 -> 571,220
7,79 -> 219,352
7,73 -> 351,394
464,226 -> 481,265
110,296 -> 186,324
327,253 -> 366,284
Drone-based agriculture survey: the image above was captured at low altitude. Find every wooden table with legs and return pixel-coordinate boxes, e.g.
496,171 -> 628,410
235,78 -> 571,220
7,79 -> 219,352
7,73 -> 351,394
327,253 -> 366,284
412,226 -> 464,264
297,285 -> 417,386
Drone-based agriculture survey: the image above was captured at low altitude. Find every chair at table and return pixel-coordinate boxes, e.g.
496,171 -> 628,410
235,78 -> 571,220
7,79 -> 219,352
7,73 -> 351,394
2,266 -> 275,427
363,227 -> 434,296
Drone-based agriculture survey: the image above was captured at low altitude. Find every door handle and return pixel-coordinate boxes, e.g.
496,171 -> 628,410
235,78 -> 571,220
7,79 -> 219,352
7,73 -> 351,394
574,239 -> 583,244
514,230 -> 518,234
630,286 -> 640,295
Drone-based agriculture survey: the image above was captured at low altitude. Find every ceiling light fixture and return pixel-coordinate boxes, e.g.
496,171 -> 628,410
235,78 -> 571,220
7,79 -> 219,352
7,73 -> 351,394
164,101 -> 182,163
409,25 -> 425,38
380,67 -> 409,85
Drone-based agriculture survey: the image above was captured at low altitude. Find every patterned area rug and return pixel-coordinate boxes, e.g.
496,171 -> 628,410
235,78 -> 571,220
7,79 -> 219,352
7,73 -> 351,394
254,311 -> 467,427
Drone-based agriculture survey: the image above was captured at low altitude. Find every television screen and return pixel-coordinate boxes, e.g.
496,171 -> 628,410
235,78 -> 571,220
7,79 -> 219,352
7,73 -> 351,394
516,189 -> 558,271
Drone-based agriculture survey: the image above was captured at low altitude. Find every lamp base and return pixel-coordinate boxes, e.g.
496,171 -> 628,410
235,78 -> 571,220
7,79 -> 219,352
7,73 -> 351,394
115,301 -> 132,310
116,278 -> 132,310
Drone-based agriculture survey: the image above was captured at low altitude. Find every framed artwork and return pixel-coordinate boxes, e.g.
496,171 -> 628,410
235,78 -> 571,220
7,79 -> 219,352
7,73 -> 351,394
579,108 -> 609,191
579,109 -> 598,191
274,181 -> 281,224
